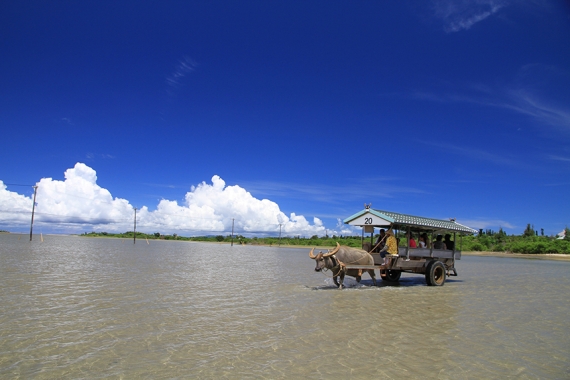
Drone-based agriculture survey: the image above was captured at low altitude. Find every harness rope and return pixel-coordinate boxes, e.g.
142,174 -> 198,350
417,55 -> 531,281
318,254 -> 346,278
330,255 -> 346,277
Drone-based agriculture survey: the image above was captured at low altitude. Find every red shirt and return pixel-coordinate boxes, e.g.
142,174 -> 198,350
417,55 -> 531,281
409,238 -> 417,248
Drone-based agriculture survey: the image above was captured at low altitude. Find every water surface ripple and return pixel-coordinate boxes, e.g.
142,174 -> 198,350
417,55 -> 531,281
1,235 -> 569,379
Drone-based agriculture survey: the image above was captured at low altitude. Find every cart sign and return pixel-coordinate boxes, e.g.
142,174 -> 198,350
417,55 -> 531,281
345,211 -> 393,227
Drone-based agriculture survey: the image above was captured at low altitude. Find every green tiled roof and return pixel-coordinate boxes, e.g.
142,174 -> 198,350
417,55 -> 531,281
344,208 -> 477,234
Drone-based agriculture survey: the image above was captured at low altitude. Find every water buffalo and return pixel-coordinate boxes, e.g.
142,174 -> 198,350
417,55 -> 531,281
309,243 -> 377,289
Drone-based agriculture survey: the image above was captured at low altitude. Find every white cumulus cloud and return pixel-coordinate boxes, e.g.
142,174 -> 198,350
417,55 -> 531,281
0,163 -> 328,237
0,182 -> 36,224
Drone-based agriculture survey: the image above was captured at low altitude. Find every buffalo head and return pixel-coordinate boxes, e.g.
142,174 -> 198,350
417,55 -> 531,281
309,243 -> 340,272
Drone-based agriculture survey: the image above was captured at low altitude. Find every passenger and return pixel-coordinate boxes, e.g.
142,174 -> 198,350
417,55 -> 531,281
408,231 -> 417,248
433,234 -> 446,250
374,229 -> 386,252
378,230 -> 398,265
444,234 -> 455,250
418,233 -> 429,248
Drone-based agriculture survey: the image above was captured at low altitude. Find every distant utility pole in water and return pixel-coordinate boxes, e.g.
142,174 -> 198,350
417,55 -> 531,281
29,185 -> 38,241
279,224 -> 282,246
133,207 -> 138,244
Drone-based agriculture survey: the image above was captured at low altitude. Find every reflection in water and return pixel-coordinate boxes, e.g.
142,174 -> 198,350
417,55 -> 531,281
0,234 -> 568,378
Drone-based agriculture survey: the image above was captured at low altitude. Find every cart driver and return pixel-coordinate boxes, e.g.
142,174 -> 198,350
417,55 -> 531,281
373,229 -> 386,252
379,230 -> 398,265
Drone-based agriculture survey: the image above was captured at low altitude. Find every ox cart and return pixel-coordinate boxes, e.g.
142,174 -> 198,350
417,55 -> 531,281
341,206 -> 477,286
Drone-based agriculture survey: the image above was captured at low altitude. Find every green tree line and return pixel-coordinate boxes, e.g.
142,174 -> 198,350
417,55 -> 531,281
458,225 -> 570,254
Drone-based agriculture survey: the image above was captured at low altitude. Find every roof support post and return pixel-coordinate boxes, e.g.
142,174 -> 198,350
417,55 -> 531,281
452,232 -> 456,266
405,226 -> 410,261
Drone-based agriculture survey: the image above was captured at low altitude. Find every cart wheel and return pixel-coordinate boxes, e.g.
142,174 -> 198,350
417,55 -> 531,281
381,270 -> 401,282
425,261 -> 445,286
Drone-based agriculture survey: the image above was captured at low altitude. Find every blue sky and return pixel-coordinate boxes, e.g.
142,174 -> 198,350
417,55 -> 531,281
1,1 -> 569,237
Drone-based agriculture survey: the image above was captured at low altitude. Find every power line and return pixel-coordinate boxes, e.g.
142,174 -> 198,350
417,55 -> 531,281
0,208 -> 293,227
0,208 -> 332,236
0,210 -> 131,222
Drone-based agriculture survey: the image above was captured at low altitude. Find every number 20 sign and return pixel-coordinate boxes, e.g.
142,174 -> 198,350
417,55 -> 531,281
346,213 -> 392,227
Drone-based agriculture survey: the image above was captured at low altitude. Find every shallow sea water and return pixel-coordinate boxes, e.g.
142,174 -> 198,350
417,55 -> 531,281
1,234 -> 569,379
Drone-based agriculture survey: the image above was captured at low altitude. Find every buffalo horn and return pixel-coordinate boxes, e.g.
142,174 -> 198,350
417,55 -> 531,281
309,248 -> 317,259
322,242 -> 340,258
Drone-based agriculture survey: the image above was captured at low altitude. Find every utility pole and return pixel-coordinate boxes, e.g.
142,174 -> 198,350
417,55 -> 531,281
133,207 -> 138,244
279,224 -> 282,246
29,185 -> 38,241
231,218 -> 234,246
